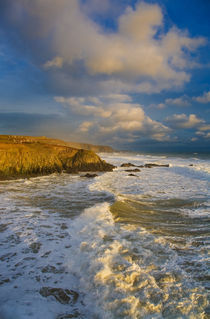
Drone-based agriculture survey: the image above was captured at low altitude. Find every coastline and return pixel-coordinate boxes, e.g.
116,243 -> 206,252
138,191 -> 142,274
0,151 -> 209,318
0,135 -> 115,181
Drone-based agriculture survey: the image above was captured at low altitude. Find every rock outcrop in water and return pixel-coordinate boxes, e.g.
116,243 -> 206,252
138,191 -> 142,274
121,162 -> 169,169
0,135 -> 114,180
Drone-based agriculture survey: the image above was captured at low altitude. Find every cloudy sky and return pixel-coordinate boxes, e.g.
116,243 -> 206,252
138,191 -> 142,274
0,0 -> 209,152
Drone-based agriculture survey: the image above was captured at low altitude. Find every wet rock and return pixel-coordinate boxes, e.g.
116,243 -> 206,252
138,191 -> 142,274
120,163 -> 136,167
0,224 -> 8,232
57,313 -> 80,319
30,242 -> 42,253
39,287 -> 79,304
23,257 -> 36,261
41,251 -> 51,258
125,168 -> 141,172
41,265 -> 64,274
61,223 -> 68,230
81,173 -> 98,178
0,278 -> 10,285
0,252 -> 16,262
144,163 -> 169,168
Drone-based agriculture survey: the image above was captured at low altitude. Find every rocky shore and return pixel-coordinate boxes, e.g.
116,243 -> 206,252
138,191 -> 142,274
0,135 -> 114,180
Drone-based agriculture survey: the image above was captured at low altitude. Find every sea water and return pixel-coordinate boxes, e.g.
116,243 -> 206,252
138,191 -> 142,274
0,152 -> 209,318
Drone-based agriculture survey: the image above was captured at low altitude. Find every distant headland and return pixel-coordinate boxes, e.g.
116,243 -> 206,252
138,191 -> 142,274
0,135 -> 115,180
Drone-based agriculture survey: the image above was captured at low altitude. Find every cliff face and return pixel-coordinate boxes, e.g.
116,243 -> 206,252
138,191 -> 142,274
0,135 -> 114,180
62,149 -> 114,172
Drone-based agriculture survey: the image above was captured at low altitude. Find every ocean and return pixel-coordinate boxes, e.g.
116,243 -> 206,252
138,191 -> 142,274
0,152 -> 209,319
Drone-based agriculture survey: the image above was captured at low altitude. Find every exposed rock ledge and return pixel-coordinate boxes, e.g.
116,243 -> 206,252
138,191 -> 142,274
0,135 -> 115,180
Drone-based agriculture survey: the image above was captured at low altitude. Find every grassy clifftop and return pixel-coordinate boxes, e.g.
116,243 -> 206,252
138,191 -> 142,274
0,135 -> 114,180
0,135 -> 114,152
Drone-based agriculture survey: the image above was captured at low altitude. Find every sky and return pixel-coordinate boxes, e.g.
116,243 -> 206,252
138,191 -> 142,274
0,0 -> 209,153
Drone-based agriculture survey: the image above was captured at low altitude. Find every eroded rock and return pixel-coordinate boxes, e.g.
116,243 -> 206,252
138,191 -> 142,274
144,163 -> 169,168
39,287 -> 79,304
41,265 -> 64,274
81,173 -> 98,178
56,312 -> 80,319
30,242 -> 42,253
120,163 -> 136,167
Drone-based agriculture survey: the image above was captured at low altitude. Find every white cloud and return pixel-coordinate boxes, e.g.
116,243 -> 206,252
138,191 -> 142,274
199,124 -> 210,131
205,132 -> 210,139
55,94 -> 171,142
150,95 -> 190,109
195,123 -> 210,139
6,0 -> 205,94
79,121 -> 94,132
195,131 -> 205,136
165,113 -> 205,129
193,91 -> 210,103
165,96 -> 191,107
196,131 -> 210,139
44,56 -> 63,69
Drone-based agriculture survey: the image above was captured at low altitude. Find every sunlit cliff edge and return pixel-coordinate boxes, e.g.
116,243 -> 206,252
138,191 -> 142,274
0,135 -> 115,180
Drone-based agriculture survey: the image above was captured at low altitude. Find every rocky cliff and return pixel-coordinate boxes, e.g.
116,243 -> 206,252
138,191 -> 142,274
0,135 -> 115,180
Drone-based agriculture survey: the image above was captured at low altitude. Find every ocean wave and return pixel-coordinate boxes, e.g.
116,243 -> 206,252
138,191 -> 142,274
65,202 -> 208,318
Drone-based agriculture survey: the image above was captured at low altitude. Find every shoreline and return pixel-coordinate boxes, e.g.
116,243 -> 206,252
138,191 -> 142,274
0,135 -> 115,181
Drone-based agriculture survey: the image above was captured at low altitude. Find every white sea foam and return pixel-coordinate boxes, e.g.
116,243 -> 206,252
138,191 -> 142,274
0,153 -> 209,318
65,202 -> 208,318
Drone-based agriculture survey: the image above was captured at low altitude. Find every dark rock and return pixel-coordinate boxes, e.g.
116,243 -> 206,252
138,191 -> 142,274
81,173 -> 98,178
189,164 -> 193,166
29,242 -> 42,253
65,149 -> 115,172
125,169 -> 141,172
128,174 -> 137,177
39,287 -> 79,304
61,223 -> 68,230
0,224 -> 8,232
144,163 -> 169,168
121,163 -> 136,167
57,313 -> 80,319
0,278 -> 10,285
41,265 -> 64,274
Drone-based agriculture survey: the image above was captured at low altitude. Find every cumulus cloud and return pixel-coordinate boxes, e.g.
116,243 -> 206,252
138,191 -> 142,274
55,94 -> 171,142
1,0 -> 206,95
165,113 -> 205,129
165,96 -> 191,107
151,95 -> 191,109
193,91 -> 210,103
199,124 -> 210,131
195,123 -> 210,139
205,132 -> 210,139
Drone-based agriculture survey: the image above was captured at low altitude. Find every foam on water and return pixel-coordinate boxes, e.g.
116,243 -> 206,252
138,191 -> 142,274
0,153 -> 209,318
64,202 -> 208,318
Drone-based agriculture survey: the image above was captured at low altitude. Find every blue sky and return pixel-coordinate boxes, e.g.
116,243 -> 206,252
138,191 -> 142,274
0,0 -> 209,152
